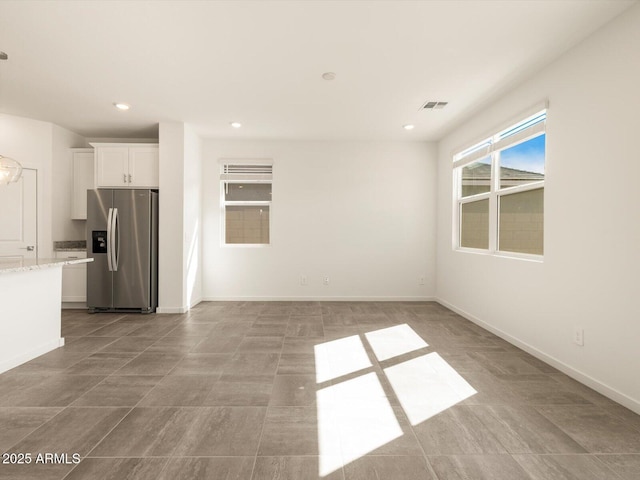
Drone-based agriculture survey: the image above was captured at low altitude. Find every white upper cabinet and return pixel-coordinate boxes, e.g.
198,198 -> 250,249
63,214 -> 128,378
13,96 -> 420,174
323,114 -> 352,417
128,147 -> 159,188
71,148 -> 95,220
91,143 -> 159,188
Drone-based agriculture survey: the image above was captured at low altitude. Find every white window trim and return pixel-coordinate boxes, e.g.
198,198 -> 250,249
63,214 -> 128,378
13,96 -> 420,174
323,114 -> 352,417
453,106 -> 546,260
220,159 -> 273,247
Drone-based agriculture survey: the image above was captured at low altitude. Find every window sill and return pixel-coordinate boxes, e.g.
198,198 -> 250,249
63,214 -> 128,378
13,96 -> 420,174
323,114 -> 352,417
454,247 -> 543,263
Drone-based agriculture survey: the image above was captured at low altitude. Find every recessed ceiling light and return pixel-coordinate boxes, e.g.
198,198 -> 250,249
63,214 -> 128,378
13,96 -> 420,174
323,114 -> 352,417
322,72 -> 336,81
113,103 -> 130,111
403,124 -> 415,130
230,122 -> 242,128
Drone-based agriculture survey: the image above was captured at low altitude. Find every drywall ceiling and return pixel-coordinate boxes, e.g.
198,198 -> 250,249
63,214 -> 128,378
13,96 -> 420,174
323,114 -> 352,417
0,0 -> 635,141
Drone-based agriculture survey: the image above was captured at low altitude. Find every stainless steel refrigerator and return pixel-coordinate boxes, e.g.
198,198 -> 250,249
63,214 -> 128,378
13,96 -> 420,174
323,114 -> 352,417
86,189 -> 158,313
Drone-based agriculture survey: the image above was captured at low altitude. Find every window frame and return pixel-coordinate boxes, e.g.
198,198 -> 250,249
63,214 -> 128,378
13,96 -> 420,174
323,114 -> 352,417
452,105 -> 547,260
219,159 -> 273,247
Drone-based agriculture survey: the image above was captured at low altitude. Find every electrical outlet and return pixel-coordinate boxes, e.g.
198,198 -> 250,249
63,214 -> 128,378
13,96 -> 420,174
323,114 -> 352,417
300,274 -> 307,286
419,276 -> 426,285
323,276 -> 330,286
574,327 -> 584,346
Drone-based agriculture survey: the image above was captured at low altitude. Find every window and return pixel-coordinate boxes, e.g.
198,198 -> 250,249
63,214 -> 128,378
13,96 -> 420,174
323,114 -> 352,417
220,160 -> 273,245
453,107 -> 546,257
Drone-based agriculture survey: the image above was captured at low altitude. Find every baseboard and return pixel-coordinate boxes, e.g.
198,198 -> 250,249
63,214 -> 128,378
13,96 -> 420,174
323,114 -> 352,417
61,302 -> 87,310
0,338 -> 63,375
200,296 -> 436,302
436,297 -> 640,415
156,306 -> 189,314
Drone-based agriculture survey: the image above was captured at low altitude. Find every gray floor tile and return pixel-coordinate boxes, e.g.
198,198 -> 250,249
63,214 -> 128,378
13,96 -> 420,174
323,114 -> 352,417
190,335 -> 244,353
468,352 -> 545,375
72,375 -> 162,407
0,461 -> 74,480
537,405 -> 640,453
343,456 -> 436,480
494,374 -> 592,406
97,336 -> 158,353
89,407 -> 199,457
145,335 -> 204,353
224,352 -> 279,377
64,458 -> 169,480
164,323 -> 216,337
63,352 -> 137,375
115,352 -> 185,376
237,336 -> 284,353
270,375 -> 319,406
0,375 -> 106,407
174,406 -> 267,456
282,338 -> 322,354
158,457 -> 255,480
87,321 -> 145,337
513,454 -> 623,480
253,456 -> 345,479
139,375 -> 218,406
7,350 -> 89,375
428,454 -> 532,480
0,407 -> 63,452
168,353 -> 231,375
412,406 -> 507,455
12,407 -> 130,457
596,454 -> 640,480
258,407 -> 321,455
469,405 -> 588,454
277,353 -> 317,375
204,376 -> 274,406
63,336 -> 120,352
548,374 -> 619,406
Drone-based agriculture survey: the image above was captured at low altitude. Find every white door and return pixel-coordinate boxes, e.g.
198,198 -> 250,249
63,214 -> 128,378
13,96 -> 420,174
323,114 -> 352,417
0,168 -> 37,260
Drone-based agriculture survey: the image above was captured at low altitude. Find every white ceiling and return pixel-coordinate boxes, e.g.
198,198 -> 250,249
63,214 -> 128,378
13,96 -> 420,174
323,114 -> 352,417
0,0 -> 635,141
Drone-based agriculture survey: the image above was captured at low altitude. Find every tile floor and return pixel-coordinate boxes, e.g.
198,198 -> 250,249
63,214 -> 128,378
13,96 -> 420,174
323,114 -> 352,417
0,301 -> 639,479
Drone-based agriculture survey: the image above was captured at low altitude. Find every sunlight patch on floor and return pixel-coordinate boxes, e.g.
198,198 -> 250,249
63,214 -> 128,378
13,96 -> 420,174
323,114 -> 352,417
316,372 -> 402,477
364,324 -> 429,361
384,352 -> 477,425
314,335 -> 371,383
315,323 -> 476,476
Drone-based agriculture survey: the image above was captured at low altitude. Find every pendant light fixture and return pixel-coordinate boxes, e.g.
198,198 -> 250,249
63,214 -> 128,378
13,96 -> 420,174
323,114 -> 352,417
0,155 -> 22,186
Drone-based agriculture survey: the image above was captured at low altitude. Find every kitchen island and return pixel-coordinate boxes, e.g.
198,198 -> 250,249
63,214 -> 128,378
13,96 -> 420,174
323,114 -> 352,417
0,257 -> 93,374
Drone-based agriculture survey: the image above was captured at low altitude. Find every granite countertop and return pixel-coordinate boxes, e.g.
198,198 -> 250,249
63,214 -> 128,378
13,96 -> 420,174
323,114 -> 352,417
0,257 -> 93,274
53,240 -> 86,251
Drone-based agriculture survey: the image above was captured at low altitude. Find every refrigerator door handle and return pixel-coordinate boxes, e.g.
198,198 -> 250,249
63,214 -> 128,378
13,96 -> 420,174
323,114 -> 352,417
113,207 -> 120,271
106,207 -> 114,272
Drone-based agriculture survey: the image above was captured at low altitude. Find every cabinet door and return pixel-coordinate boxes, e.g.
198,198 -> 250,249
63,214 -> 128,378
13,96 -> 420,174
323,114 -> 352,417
72,152 -> 95,219
129,147 -> 159,187
96,147 -> 129,188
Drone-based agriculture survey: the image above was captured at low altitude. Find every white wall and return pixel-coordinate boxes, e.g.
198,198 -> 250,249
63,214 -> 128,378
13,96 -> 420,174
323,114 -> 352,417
202,140 -> 437,300
158,123 -> 186,312
184,126 -> 202,308
436,5 -> 640,412
0,114 -> 54,258
158,122 -> 202,312
52,125 -> 89,242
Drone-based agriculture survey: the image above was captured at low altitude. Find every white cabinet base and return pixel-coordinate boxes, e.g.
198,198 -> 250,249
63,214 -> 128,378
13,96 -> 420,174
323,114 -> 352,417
0,267 -> 64,374
55,251 -> 87,304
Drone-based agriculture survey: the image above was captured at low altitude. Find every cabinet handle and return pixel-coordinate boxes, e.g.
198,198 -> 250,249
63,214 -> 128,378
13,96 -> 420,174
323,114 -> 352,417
128,174 -> 132,183
123,173 -> 127,183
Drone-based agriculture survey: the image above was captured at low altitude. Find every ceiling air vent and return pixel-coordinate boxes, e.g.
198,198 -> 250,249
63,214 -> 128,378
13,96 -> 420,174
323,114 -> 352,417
421,101 -> 448,110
